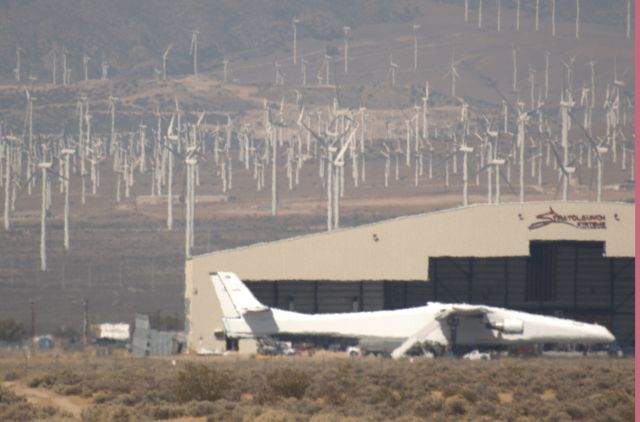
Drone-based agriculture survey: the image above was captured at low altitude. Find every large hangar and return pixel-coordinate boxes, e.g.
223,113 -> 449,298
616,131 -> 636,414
184,201 -> 635,353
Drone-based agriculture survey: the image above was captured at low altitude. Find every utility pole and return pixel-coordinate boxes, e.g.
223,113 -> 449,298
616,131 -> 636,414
82,298 -> 89,346
30,299 -> 35,339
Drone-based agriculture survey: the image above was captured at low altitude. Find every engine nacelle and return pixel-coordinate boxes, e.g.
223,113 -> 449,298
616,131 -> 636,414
493,318 -> 524,334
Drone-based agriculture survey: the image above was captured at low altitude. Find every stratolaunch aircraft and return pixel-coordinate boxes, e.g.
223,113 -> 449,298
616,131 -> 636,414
212,272 -> 615,358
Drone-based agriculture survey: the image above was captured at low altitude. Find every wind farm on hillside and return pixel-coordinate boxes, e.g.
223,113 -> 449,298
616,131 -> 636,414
0,0 -> 634,331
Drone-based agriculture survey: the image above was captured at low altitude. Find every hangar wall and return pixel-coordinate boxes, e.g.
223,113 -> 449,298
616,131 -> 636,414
185,202 -> 634,353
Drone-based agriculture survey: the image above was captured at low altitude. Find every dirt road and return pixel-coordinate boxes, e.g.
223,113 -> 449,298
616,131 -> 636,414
2,381 -> 88,420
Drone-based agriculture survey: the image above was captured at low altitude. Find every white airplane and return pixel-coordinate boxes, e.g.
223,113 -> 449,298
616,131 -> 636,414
212,272 -> 615,358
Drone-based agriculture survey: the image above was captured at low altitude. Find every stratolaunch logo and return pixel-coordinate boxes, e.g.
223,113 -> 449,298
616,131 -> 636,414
528,207 -> 607,230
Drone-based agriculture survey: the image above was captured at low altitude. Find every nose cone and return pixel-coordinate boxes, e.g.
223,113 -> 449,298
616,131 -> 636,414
600,326 -> 616,344
584,323 -> 616,344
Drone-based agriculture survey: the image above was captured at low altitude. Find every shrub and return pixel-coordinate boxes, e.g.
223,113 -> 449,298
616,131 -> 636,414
260,368 -> 310,402
175,363 -> 230,403
81,404 -> 135,422
4,371 -> 21,382
443,395 -> 467,416
185,400 -> 217,417
0,385 -> 25,405
0,318 -> 27,342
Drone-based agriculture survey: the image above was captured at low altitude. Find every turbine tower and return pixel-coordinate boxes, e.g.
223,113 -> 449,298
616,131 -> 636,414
292,19 -> 300,65
443,49 -> 460,97
62,47 -> 69,86
343,26 -> 351,74
82,53 -> 90,81
516,102 -> 529,203
560,93 -> 575,201
575,0 -> 581,40
61,149 -> 74,250
512,45 -> 519,93
39,159 -> 52,271
389,54 -> 398,88
162,44 -> 172,81
101,59 -> 109,80
413,24 -> 421,69
627,0 -> 632,39
460,144 -> 473,206
551,0 -> 557,37
14,46 -> 21,82
223,59 -> 229,83
190,30 -> 200,75
50,48 -> 57,85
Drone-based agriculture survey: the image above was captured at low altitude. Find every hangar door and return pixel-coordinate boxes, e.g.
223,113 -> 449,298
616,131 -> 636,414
428,241 -> 634,346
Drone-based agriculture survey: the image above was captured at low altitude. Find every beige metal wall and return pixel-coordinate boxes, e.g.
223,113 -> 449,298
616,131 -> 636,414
185,201 -> 634,352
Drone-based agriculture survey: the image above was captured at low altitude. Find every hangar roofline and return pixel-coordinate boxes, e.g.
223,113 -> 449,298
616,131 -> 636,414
189,200 -> 634,261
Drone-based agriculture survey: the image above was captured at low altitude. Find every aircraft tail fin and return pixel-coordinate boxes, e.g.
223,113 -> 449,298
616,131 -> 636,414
211,272 -> 269,319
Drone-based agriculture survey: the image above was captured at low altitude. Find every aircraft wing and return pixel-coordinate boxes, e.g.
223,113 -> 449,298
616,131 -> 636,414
391,304 -> 494,358
391,303 -> 615,359
390,318 -> 447,359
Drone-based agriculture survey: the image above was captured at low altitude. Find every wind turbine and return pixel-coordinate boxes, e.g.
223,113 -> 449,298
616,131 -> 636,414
101,57 -> 109,80
496,0 -> 501,32
587,59 -> 597,108
413,24 -> 421,69
575,0 -> 580,40
49,48 -> 57,86
551,0 -> 556,37
512,45 -> 519,93
223,59 -> 229,83
82,53 -> 90,81
560,92 -> 576,201
14,46 -> 21,82
516,102 -> 530,203
627,0 -> 632,39
301,56 -> 308,86
38,153 -> 53,271
460,144 -> 474,206
516,0 -> 521,32
443,49 -> 460,97
477,0 -> 483,29
344,26 -> 351,74
165,115 -> 179,231
535,0 -> 540,31
544,51 -> 551,99
292,19 -> 300,65
62,47 -> 68,86
162,44 -> 173,81
324,54 -> 332,85
61,148 -> 74,250
389,54 -> 398,88
2,136 -> 18,230
595,144 -> 608,202
190,30 -> 200,75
